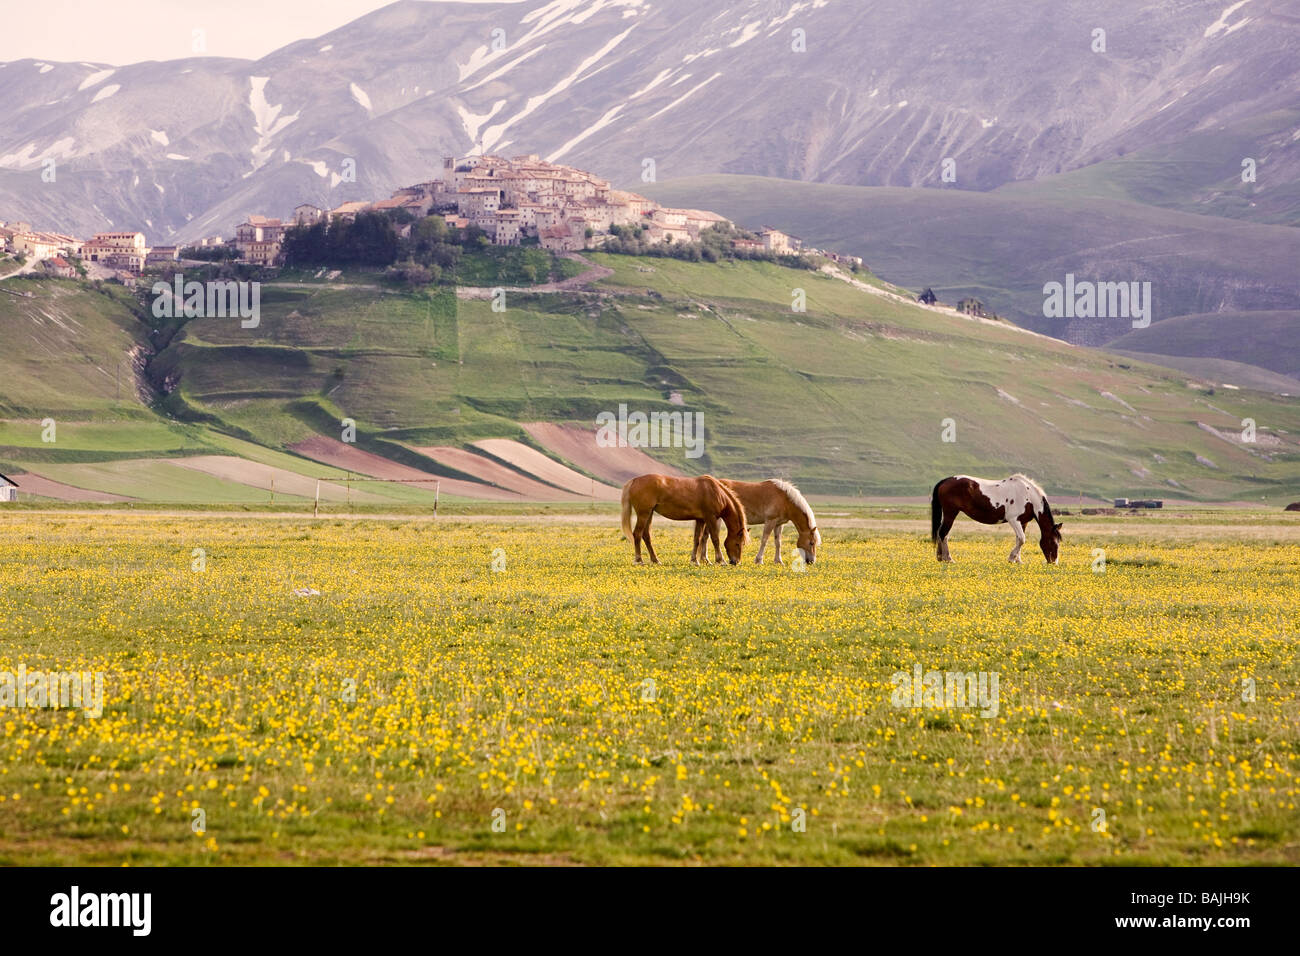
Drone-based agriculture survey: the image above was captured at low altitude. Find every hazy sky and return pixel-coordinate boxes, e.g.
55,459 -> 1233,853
2,0 -> 525,65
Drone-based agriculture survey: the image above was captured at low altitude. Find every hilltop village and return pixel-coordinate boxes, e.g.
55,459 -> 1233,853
0,154 -> 862,281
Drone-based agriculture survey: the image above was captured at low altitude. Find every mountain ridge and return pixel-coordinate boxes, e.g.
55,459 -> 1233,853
2,0 -> 1296,244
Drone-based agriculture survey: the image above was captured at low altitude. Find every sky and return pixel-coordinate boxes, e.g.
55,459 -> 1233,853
1,0 -> 525,65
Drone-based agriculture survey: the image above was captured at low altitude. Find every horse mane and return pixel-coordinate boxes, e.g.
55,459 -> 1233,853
1009,473 -> 1046,499
771,479 -> 820,545
1039,496 -> 1059,534
716,481 -> 749,541
722,486 -> 754,538
1010,474 -> 1059,534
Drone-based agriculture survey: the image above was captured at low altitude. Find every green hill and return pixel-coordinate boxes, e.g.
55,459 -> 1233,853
3,259 -> 1299,503
995,110 -> 1300,228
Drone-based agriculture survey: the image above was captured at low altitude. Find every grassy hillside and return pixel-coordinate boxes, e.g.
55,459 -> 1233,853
146,255 -> 1300,498
0,278 -> 150,418
995,110 -> 1300,228
641,176 -> 1300,347
1107,311 -> 1300,381
3,260 -> 1300,501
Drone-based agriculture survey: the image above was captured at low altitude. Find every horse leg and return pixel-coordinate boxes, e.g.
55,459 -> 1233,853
937,511 -> 956,561
633,512 -> 652,564
643,519 -> 660,565
772,524 -> 784,565
1009,519 -> 1026,564
754,522 -> 773,564
691,520 -> 706,564
708,519 -> 723,565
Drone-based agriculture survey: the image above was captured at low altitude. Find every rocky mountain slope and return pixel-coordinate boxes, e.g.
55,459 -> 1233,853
1,0 -> 1296,243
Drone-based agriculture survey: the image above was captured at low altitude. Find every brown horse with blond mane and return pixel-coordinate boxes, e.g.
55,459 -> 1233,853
621,474 -> 749,565
693,478 -> 821,565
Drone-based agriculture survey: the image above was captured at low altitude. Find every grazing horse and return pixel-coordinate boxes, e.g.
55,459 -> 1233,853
621,474 -> 748,565
694,479 -> 820,565
931,474 -> 1061,564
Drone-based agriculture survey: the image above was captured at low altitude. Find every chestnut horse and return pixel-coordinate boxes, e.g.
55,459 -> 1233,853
621,474 -> 748,565
694,479 -> 820,565
931,474 -> 1061,564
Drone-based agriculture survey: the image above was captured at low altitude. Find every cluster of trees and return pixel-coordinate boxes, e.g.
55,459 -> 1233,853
280,212 -> 401,268
277,208 -> 832,282
600,222 -> 809,267
280,211 -> 501,285
178,245 -> 240,262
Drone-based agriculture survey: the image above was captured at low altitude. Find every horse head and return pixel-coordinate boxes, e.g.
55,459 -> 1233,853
719,486 -> 749,565
1039,519 -> 1062,564
797,525 -> 820,565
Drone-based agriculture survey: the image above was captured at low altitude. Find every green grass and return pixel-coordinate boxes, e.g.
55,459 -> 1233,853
11,459 -> 301,504
454,247 -> 584,286
4,258 -> 1300,501
0,279 -> 148,418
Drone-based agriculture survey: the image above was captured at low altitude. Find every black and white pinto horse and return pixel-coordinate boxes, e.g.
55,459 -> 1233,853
931,474 -> 1062,564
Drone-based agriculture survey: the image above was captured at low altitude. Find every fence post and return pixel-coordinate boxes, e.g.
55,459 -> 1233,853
314,480 -> 320,518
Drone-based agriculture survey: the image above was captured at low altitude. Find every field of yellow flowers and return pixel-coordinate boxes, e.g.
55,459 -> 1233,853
0,512 -> 1296,865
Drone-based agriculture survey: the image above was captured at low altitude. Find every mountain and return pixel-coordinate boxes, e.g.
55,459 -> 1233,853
1,0 -> 1297,244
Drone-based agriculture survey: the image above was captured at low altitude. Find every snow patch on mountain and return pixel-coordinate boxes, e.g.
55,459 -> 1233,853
648,72 -> 721,120
549,103 -> 625,161
458,45 -> 498,83
728,22 -> 762,47
1204,0 -> 1252,38
91,84 -> 120,103
769,3 -> 812,29
479,25 -> 636,152
350,82 -> 372,112
464,44 -> 546,92
630,68 -> 675,99
150,129 -> 170,146
248,76 -> 300,172
458,100 -> 507,143
0,137 -> 77,169
78,68 -> 115,91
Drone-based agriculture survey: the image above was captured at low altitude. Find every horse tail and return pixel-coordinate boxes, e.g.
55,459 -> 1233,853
620,480 -> 634,539
930,478 -> 947,542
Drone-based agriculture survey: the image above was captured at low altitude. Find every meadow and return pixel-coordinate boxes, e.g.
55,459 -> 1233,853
0,511 -> 1296,865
